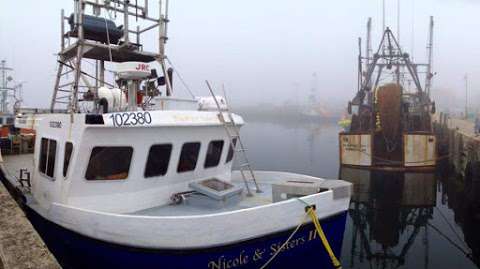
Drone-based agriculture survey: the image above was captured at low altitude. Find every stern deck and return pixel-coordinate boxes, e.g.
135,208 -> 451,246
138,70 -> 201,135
1,155 -> 349,219
130,183 -> 273,216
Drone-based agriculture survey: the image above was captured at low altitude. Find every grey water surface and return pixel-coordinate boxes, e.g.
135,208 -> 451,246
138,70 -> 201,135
240,118 -> 478,269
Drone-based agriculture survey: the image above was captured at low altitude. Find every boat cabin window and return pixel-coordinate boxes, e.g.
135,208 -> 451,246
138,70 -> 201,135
226,138 -> 237,163
6,117 -> 13,125
177,142 -> 201,173
0,118 -> 3,125
144,144 -> 172,178
39,138 -> 57,178
85,147 -> 133,180
63,142 -> 73,177
204,140 -> 224,168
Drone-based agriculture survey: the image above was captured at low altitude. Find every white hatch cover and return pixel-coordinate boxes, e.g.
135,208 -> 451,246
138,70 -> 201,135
189,179 -> 243,201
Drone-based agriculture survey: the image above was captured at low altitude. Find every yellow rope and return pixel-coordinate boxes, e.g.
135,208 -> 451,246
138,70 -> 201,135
260,205 -> 342,269
307,208 -> 342,269
259,214 -> 308,269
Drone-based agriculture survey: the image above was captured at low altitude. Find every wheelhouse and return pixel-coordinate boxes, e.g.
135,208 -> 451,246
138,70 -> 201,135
28,111 -> 242,213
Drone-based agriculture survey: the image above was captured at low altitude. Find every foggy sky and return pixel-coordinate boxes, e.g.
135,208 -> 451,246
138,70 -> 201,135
0,0 -> 479,110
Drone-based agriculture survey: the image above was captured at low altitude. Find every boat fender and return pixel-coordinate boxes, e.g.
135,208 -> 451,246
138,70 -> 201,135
347,101 -> 352,114
431,102 -> 436,114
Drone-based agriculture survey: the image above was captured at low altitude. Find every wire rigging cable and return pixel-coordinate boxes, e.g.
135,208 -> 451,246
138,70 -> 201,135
435,206 -> 470,250
165,57 -> 195,98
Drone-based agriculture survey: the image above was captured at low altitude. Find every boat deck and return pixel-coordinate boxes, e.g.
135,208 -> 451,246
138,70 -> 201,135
1,154 -> 35,188
1,154 -> 339,217
131,183 -> 274,216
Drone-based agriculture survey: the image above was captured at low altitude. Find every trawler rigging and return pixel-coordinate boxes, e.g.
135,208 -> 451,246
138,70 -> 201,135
0,60 -> 23,116
340,17 -> 437,171
51,0 -> 174,113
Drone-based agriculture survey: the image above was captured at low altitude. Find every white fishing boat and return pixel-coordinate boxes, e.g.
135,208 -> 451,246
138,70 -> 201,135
0,1 -> 351,268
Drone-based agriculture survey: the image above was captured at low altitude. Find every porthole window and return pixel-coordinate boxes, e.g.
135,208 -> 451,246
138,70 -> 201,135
63,142 -> 73,177
39,138 -> 57,179
204,140 -> 224,168
144,144 -> 172,177
85,147 -> 133,180
226,138 -> 237,163
177,142 -> 200,173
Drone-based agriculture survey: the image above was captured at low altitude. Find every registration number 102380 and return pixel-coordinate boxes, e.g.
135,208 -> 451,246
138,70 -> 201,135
108,112 -> 152,127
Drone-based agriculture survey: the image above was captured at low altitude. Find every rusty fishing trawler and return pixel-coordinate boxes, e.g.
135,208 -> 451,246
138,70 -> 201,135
340,17 -> 437,171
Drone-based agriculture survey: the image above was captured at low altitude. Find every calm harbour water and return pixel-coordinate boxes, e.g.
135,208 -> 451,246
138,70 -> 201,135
239,119 -> 479,269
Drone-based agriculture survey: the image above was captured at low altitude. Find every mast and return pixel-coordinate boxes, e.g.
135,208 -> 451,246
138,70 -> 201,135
425,16 -> 434,98
358,37 -> 362,92
0,60 -> 13,113
0,60 -> 23,114
397,0 -> 401,44
366,18 -> 372,65
359,28 -> 425,102
382,0 -> 386,33
464,74 -> 468,119
159,0 -> 172,96
366,18 -> 372,90
50,0 -> 172,113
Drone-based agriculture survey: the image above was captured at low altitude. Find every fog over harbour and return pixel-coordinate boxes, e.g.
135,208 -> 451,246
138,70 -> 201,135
1,0 -> 479,112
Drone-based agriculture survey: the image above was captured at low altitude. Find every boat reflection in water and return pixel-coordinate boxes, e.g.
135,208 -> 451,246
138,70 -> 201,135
340,167 -> 436,268
440,165 -> 480,267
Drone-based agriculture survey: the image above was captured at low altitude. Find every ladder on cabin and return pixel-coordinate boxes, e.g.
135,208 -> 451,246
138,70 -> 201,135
205,81 -> 261,196
51,59 -> 93,112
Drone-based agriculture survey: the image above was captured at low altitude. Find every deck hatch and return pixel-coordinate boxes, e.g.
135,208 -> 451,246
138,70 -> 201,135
189,178 -> 243,201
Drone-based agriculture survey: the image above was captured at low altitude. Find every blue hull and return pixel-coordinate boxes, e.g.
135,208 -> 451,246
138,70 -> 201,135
25,206 -> 347,269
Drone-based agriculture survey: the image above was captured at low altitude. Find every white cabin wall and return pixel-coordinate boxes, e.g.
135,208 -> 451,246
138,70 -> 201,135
66,125 -> 235,213
31,114 -> 80,209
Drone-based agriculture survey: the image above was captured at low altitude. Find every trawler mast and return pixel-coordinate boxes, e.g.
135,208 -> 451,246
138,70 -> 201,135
50,0 -> 172,113
0,60 -> 23,114
340,17 -> 437,170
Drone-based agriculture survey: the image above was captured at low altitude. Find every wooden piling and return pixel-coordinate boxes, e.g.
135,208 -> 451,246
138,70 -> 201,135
433,114 -> 480,178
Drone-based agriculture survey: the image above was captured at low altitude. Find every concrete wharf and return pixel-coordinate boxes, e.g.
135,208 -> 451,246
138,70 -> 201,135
0,165 -> 60,269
